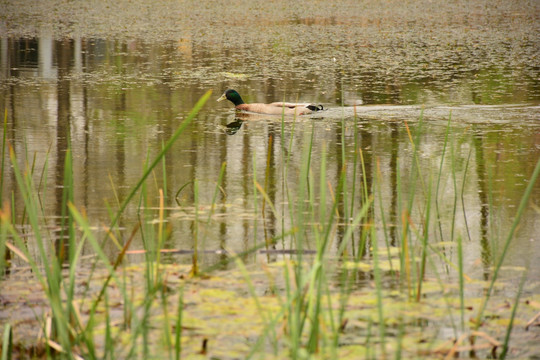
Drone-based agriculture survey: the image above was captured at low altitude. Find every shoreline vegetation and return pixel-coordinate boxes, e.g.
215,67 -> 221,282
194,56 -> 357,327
1,95 -> 539,359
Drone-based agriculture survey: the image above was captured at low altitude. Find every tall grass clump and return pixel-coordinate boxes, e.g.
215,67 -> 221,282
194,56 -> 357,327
1,95 -> 536,359
2,134 -> 86,358
235,114 -> 376,358
0,91 -> 211,358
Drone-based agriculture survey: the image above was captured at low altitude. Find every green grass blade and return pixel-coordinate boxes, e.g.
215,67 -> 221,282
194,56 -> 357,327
1,323 -> 12,360
0,110 -> 7,206
174,287 -> 184,360
500,270 -> 527,359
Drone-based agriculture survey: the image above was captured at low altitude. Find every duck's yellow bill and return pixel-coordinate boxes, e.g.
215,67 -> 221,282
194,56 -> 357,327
217,94 -> 226,102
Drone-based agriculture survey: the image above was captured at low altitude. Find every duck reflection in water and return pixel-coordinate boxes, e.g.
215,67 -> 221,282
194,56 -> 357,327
225,118 -> 244,135
224,112 -> 278,135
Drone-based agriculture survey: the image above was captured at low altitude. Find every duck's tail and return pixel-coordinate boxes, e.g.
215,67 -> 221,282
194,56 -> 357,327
306,104 -> 324,111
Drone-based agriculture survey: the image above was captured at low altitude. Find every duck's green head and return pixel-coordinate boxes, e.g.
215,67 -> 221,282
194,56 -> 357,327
217,89 -> 245,106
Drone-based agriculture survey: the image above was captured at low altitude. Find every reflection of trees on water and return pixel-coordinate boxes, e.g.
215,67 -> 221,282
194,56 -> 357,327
472,130 -> 492,281
1,36 -> 538,275
335,118 -> 374,260
54,38 -> 73,262
262,124 -> 277,260
388,122 -> 399,248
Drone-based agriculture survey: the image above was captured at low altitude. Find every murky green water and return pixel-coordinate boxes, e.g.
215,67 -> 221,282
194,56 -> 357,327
1,0 -> 539,274
1,1 -> 540,358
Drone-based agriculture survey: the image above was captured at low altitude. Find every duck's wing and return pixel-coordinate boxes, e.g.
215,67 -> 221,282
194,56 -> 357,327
270,102 -> 324,112
236,103 -> 322,116
269,102 -> 313,108
236,103 -> 290,115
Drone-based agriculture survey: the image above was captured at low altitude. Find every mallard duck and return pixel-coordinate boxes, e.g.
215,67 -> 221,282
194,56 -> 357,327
217,89 -> 323,116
